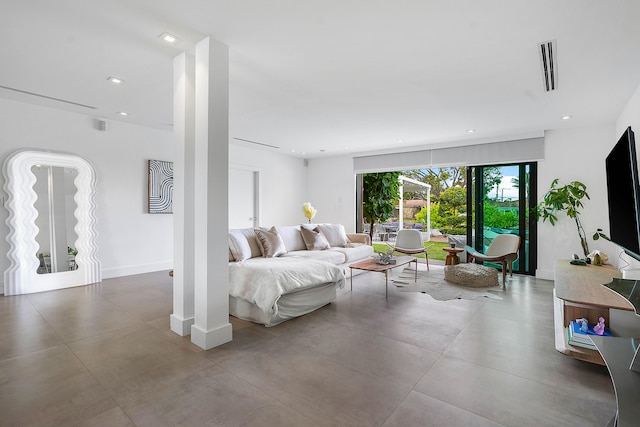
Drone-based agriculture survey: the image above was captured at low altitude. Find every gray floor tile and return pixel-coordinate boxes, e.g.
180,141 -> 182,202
69,323 -> 214,405
76,407 -> 136,427
415,355 -> 615,427
0,345 -> 116,426
218,339 -> 410,426
122,365 -> 317,427
286,317 -> 440,387
27,287 -> 142,342
383,390 -> 506,427
0,295 -> 63,361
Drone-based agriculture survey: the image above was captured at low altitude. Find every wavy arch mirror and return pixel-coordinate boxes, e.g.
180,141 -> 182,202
3,150 -> 101,295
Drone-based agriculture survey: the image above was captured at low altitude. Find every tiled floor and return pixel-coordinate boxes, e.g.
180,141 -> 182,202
0,266 -> 616,426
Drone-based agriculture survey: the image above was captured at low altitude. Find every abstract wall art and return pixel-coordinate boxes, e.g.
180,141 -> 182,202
148,159 -> 173,214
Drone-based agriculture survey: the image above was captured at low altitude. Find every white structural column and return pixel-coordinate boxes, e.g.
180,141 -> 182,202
190,37 -> 232,349
170,52 -> 196,336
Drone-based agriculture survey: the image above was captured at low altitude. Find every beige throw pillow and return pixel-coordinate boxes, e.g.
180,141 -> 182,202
254,226 -> 287,258
317,224 -> 349,247
300,226 -> 330,250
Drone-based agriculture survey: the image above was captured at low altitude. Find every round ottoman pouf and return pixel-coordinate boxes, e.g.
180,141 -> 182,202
444,263 -> 499,288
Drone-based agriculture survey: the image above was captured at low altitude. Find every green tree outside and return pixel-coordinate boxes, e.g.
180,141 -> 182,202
362,172 -> 401,242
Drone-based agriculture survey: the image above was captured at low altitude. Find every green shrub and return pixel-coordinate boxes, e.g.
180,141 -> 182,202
483,202 -> 519,229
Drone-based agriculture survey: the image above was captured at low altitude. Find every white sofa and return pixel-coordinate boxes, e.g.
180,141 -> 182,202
228,224 -> 373,326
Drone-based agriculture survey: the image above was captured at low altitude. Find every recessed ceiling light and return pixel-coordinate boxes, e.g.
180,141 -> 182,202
290,149 -> 296,153
562,115 -> 573,120
159,32 -> 181,45
107,76 -> 124,84
466,129 -> 476,133
117,111 -> 128,116
398,139 -> 404,143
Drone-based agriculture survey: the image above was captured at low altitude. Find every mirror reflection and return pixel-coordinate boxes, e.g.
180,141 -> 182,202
31,165 -> 79,274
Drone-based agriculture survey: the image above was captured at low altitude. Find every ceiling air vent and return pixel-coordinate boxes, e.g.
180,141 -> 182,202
0,85 -> 96,109
539,40 -> 558,92
232,137 -> 279,149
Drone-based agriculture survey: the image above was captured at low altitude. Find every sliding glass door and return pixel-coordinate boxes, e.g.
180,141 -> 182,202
467,163 -> 537,275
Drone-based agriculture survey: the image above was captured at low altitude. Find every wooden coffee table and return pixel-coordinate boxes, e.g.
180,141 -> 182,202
349,255 -> 417,298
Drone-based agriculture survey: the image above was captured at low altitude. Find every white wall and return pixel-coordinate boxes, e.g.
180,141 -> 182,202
0,99 -> 174,284
229,143 -> 308,227
535,124 -> 619,279
617,84 -> 640,136
306,155 -> 357,231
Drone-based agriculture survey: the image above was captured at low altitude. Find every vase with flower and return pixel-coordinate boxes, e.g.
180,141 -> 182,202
302,202 -> 317,223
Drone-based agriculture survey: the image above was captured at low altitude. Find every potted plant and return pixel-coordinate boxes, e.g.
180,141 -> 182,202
534,179 -> 608,257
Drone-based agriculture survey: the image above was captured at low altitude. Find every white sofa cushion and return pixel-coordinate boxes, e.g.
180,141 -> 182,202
276,225 -> 306,252
228,230 -> 252,261
282,250 -> 346,264
328,245 -> 374,263
317,224 -> 349,247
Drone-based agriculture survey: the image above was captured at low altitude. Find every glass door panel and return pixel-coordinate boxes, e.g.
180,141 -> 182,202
468,163 -> 536,275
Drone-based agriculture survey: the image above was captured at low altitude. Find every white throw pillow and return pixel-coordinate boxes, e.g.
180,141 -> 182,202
317,224 -> 349,247
237,228 -> 262,258
228,230 -> 252,261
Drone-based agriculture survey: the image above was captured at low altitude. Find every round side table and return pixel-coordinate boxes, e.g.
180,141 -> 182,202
443,247 -> 464,265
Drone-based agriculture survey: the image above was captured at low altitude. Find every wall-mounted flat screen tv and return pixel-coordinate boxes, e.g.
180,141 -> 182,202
606,126 -> 640,261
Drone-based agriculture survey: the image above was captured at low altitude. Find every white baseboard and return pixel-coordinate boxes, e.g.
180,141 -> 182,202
102,261 -> 173,279
170,314 -> 194,336
191,322 -> 232,350
536,269 -> 554,281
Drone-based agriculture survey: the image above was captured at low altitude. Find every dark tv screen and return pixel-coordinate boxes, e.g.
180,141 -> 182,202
606,126 -> 640,260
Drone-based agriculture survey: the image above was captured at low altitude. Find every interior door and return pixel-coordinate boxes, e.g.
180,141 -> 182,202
467,163 -> 537,275
229,168 -> 258,229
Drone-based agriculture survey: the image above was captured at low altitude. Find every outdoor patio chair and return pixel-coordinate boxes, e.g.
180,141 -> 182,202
465,234 -> 520,285
393,229 -> 433,270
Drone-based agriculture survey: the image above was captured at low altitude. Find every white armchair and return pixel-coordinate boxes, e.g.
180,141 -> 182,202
393,229 -> 433,270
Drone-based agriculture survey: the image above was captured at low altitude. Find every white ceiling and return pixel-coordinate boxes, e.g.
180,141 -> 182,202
3,1 -> 640,158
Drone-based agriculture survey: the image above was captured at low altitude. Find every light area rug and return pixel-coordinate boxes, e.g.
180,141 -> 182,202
391,265 -> 503,301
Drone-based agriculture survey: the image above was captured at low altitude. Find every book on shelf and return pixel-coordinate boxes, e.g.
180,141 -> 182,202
568,338 -> 597,350
567,326 -> 597,349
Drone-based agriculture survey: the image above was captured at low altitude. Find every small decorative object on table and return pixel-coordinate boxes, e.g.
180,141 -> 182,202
593,316 -> 606,335
376,253 -> 396,265
587,250 -> 608,266
576,317 -> 589,333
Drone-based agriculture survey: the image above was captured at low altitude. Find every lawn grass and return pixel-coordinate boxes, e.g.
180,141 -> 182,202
372,241 -> 449,261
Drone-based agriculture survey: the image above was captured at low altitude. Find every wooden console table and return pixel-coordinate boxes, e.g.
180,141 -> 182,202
555,260 -> 640,425
553,260 -> 634,365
